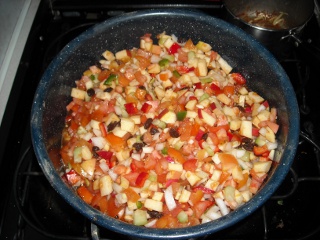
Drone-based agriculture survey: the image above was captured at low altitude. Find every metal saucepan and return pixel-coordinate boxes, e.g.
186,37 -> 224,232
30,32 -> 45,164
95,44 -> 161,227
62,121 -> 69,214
30,9 -> 299,239
223,0 -> 320,61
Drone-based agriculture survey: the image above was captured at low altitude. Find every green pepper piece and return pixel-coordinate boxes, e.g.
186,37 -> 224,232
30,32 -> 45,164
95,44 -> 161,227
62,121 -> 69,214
159,58 -> 170,69
89,74 -> 95,80
176,111 -> 187,121
136,201 -> 143,209
172,70 -> 181,78
104,74 -> 118,85
161,147 -> 168,155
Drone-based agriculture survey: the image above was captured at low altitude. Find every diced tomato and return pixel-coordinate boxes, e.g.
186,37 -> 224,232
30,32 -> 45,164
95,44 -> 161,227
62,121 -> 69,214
189,189 -> 204,205
195,129 -> 205,141
252,127 -> 260,137
219,153 -> 239,171
107,195 -> 125,219
207,124 -> 230,134
223,85 -> 235,97
175,65 -> 193,75
210,83 -> 223,95
231,73 -> 246,85
198,109 -> 203,119
77,186 -> 94,204
183,159 -> 197,171
210,102 -> 216,111
123,187 -> 140,202
167,147 -> 186,164
193,185 -> 215,194
123,172 -> 140,186
165,178 -> 179,188
193,201 -> 214,218
253,144 -> 269,156
98,69 -> 110,81
96,151 -> 113,160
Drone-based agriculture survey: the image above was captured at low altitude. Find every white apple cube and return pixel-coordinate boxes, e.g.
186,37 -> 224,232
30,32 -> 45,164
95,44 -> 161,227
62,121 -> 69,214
120,117 -> 135,133
144,199 -> 163,212
100,175 -> 113,196
201,110 -> 216,126
240,120 -> 252,139
71,88 -> 86,100
178,189 -> 191,203
253,161 -> 272,173
160,111 -> 177,124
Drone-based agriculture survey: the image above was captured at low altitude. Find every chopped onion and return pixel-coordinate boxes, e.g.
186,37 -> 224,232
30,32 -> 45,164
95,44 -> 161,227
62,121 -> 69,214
131,153 -> 141,161
215,198 -> 230,216
266,141 -> 278,150
142,146 -> 154,154
99,160 -> 109,173
91,136 -> 106,149
92,129 -> 102,137
259,127 -> 267,136
144,219 -> 157,228
114,106 -> 122,116
164,185 -> 177,211
82,132 -> 93,141
155,143 -> 165,151
108,170 -> 118,181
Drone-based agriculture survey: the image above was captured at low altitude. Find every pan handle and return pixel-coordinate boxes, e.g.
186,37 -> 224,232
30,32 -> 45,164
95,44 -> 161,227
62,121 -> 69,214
285,33 -> 320,62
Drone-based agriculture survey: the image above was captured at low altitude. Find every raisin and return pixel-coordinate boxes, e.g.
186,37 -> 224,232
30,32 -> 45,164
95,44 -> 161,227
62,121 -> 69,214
133,142 -> 144,151
147,210 -> 163,219
104,87 -> 113,92
87,88 -> 95,97
139,85 -> 146,90
242,137 -> 254,151
107,121 -> 120,132
150,127 -> 159,135
144,118 -> 153,129
169,128 -> 180,138
202,132 -> 208,140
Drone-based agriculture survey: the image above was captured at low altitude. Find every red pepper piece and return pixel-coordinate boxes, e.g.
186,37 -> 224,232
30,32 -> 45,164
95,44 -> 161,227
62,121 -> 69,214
124,102 -> 138,115
231,73 -> 246,85
195,129 -> 205,141
253,145 -> 269,156
97,151 -> 113,160
141,102 -> 152,113
194,82 -> 202,89
65,169 -> 81,185
193,185 -> 215,194
135,172 -> 149,187
168,42 -> 181,54
210,83 -> 223,95
252,127 -> 260,137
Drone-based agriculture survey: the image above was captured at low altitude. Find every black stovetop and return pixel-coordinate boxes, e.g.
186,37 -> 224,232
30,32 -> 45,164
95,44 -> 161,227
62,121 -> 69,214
1,1 -> 320,239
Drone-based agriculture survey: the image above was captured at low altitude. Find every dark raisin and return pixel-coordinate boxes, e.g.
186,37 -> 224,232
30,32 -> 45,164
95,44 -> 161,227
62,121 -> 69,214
147,210 -> 163,219
237,105 -> 245,112
144,118 -> 153,129
202,132 -> 208,140
180,86 -> 189,91
242,137 -> 254,151
104,87 -> 113,92
92,146 -> 100,152
150,127 -> 159,135
169,128 -> 180,138
87,88 -> 95,97
107,121 -> 120,132
139,85 -> 146,90
133,142 -> 144,151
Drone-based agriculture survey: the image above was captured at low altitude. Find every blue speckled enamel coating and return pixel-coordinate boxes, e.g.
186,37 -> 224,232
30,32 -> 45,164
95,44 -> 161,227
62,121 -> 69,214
30,9 -> 299,239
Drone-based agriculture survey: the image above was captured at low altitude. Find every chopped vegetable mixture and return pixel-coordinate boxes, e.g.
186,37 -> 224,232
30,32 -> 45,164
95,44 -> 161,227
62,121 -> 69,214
61,32 -> 279,228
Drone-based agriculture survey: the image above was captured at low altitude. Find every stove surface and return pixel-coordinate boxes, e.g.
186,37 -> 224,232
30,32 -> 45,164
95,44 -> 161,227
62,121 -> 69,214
1,1 -> 320,240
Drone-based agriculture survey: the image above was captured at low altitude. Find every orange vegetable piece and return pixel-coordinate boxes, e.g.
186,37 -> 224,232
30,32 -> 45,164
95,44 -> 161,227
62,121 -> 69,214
77,186 -> 93,204
167,147 -> 186,164
219,153 -> 239,171
105,133 -> 127,151
118,73 -> 130,87
237,172 -> 249,189
123,187 -> 140,203
189,189 -> 204,205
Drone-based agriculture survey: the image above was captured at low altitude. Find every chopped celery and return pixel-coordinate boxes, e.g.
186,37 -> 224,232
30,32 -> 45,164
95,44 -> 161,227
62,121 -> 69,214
73,146 -> 82,163
159,59 -> 170,69
199,93 -> 210,102
255,136 -> 266,146
241,151 -> 250,162
177,211 -> 188,223
188,51 -> 196,61
133,209 -> 148,226
200,77 -> 213,84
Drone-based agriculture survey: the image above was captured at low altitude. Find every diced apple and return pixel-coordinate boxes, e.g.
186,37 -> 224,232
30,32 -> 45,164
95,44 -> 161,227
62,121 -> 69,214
196,41 -> 212,52
96,91 -> 111,101
115,149 -> 130,162
217,56 -> 232,74
265,126 -> 276,143
71,88 -> 86,100
239,120 -> 253,139
178,189 -> 191,203
81,159 -> 96,177
115,49 -> 130,61
248,92 -> 264,103
201,110 -> 216,127
217,93 -> 231,105
120,117 -> 135,133
102,50 -> 115,61
238,87 -> 248,95
253,161 -> 272,173
197,58 -> 208,77
163,37 -> 174,49
133,209 -> 148,226
144,199 -> 163,212
204,179 -> 220,191
223,106 -> 236,117
152,192 -> 164,201
100,175 -> 113,196
185,171 -> 201,186
120,175 -> 129,189
185,99 -> 197,110
112,127 -> 128,138
186,111 -> 197,119
154,86 -> 165,99
168,163 -> 183,172
81,145 -> 92,160
230,119 -> 241,131
105,112 -> 120,126
232,166 -> 244,182
90,119 -> 101,129
160,111 -> 177,124
257,110 -> 271,121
